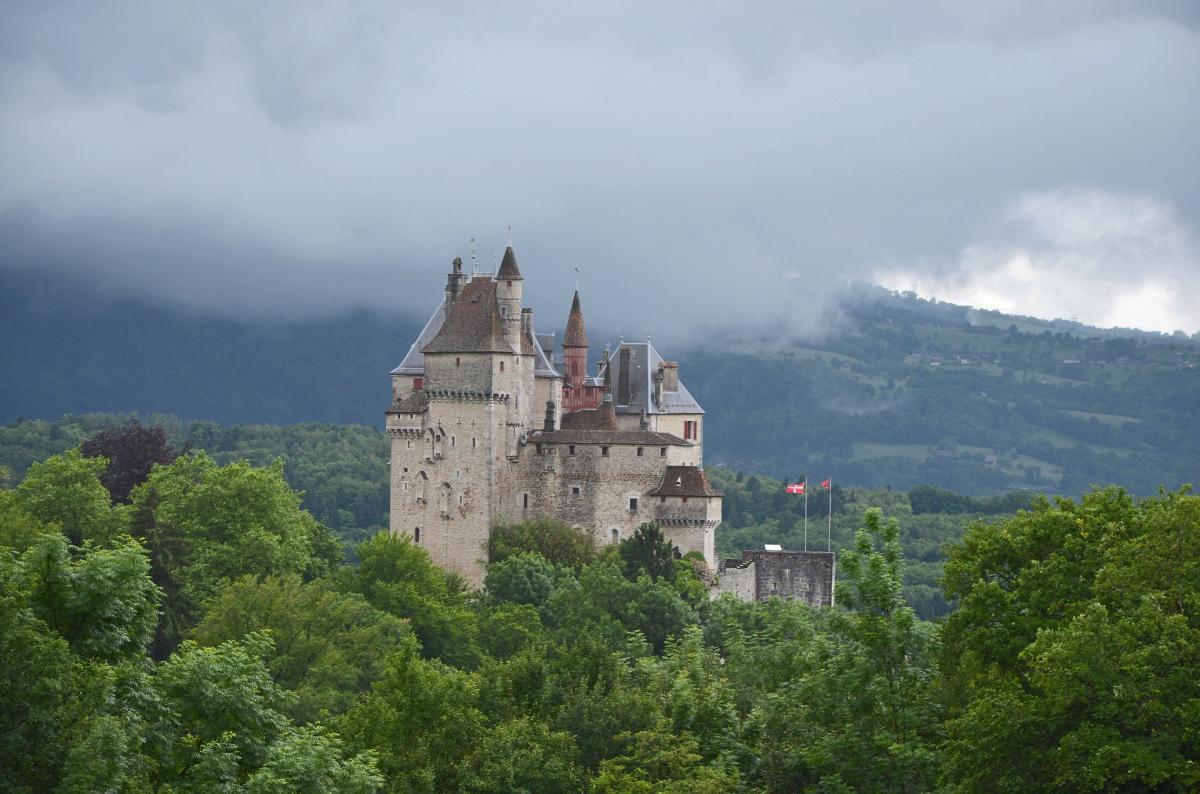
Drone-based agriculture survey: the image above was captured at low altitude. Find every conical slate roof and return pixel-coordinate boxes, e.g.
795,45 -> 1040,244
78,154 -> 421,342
564,290 -> 588,348
497,246 -> 523,280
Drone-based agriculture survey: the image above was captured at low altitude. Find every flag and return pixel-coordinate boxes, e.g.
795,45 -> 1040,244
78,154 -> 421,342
785,482 -> 806,495
820,478 -> 831,489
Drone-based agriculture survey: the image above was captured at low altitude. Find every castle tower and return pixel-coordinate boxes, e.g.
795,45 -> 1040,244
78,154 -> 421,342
496,246 -> 524,352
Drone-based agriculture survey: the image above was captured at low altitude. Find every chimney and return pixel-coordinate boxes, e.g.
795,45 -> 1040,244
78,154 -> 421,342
543,400 -> 556,431
445,257 -> 465,307
617,347 -> 632,405
521,307 -> 532,338
653,367 -> 663,410
660,361 -> 679,392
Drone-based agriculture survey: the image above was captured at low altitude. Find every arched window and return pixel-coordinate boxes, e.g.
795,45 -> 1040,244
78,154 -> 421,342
414,527 -> 421,543
610,528 -> 619,544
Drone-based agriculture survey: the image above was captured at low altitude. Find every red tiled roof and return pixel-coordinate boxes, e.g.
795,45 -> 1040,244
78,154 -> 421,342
649,466 -> 723,497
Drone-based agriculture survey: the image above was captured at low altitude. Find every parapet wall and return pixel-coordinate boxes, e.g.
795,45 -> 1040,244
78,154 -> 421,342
715,549 -> 836,607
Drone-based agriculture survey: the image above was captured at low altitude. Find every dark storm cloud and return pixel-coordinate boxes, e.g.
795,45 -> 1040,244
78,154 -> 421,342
1,1 -> 1198,336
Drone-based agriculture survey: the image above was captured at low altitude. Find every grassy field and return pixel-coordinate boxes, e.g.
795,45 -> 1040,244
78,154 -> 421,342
1063,409 -> 1140,427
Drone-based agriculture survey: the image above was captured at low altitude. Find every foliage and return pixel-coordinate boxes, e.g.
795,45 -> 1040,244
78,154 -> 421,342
487,515 -> 598,569
3,440 -> 1197,792
939,486 -> 1200,791
80,418 -> 184,503
619,522 -> 678,582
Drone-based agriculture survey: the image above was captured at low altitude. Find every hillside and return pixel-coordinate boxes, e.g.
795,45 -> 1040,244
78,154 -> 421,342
2,272 -> 1197,496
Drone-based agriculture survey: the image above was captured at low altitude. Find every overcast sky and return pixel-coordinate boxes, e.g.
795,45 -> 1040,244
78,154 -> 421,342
1,1 -> 1198,338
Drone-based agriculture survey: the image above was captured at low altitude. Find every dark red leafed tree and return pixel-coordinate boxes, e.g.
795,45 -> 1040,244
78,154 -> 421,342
81,420 -> 186,504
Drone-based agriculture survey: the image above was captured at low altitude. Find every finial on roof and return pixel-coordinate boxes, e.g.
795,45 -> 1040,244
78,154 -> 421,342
507,223 -> 512,246
470,237 -> 477,275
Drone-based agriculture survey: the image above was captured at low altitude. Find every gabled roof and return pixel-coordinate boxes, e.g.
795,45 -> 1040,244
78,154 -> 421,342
528,327 -> 561,378
497,246 -> 523,280
392,297 -> 447,375
649,466 -> 723,498
564,291 -> 588,348
422,278 -> 515,355
604,341 -> 704,415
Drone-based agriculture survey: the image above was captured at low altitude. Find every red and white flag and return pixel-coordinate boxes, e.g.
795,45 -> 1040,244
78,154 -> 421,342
785,482 -> 806,495
820,479 -> 831,489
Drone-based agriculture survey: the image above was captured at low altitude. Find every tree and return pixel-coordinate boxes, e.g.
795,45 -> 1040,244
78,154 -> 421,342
457,717 -> 584,794
191,575 -> 415,723
619,523 -> 677,583
488,516 -> 597,569
939,487 -> 1200,791
81,420 -> 184,504
10,449 -> 125,546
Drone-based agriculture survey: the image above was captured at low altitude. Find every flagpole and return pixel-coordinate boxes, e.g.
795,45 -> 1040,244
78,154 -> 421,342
827,476 -> 832,552
803,477 -> 808,551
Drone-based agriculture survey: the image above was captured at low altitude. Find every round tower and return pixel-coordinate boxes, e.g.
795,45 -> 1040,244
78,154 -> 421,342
495,245 -> 524,352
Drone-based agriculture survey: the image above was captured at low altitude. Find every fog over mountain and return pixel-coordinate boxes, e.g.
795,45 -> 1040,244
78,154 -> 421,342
1,2 -> 1198,337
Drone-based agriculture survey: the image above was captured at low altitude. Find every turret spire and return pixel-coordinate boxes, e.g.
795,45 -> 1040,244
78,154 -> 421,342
497,245 -> 523,280
564,289 -> 588,348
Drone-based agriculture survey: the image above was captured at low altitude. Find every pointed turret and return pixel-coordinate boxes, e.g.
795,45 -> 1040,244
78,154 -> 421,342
497,246 -> 523,280
564,290 -> 588,349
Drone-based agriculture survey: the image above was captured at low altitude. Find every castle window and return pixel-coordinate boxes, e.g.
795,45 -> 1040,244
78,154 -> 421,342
660,447 -> 667,457
611,528 -> 619,544
451,436 -> 455,446
571,485 -> 581,496
522,493 -> 529,509
636,447 -> 644,457
414,527 -> 420,543
535,444 -> 542,455
499,361 -> 505,372
601,446 -> 609,457
660,496 -> 666,503
682,497 -> 689,503
413,377 -> 423,391
406,440 -> 412,449
568,445 -> 576,456
472,438 -> 477,448
456,357 -> 461,366
507,280 -> 512,287
459,495 -> 464,505
572,362 -> 579,376
628,497 -> 639,511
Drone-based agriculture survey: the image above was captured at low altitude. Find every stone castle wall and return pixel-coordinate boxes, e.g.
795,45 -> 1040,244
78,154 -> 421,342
715,550 -> 836,607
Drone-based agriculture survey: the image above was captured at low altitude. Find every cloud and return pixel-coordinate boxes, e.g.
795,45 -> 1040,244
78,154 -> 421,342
0,2 -> 1198,338
875,189 -> 1200,333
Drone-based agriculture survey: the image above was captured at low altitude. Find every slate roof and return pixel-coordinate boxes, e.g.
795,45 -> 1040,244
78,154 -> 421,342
497,246 -> 523,280
605,341 -> 704,415
392,297 -> 447,375
529,327 -> 560,378
386,390 -> 429,415
422,278 -> 515,354
528,429 -> 690,446
564,291 -> 588,348
649,465 -> 724,498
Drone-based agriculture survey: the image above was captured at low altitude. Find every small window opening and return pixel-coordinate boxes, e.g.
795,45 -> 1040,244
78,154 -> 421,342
629,497 -> 639,511
413,377 -> 424,390
636,447 -> 644,457
456,357 -> 461,367
660,447 -> 667,457
568,445 -> 576,456
472,438 -> 477,448
611,528 -> 619,543
499,361 -> 505,372
522,493 -> 529,508
601,446 -> 609,457
536,444 -> 543,455
571,485 -> 581,496
414,527 -> 420,543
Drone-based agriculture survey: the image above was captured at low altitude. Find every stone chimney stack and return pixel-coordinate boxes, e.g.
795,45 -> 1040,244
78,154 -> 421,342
543,400 -> 556,431
445,256 -> 466,307
660,361 -> 679,391
521,307 -> 532,339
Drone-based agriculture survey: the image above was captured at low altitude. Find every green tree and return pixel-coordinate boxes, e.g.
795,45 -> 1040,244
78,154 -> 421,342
619,522 -> 677,582
11,449 -> 126,546
457,717 -> 584,793
488,516 -> 597,569
192,575 -> 416,723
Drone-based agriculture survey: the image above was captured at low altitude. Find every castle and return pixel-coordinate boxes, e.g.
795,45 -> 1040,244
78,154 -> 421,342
386,246 -> 722,586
